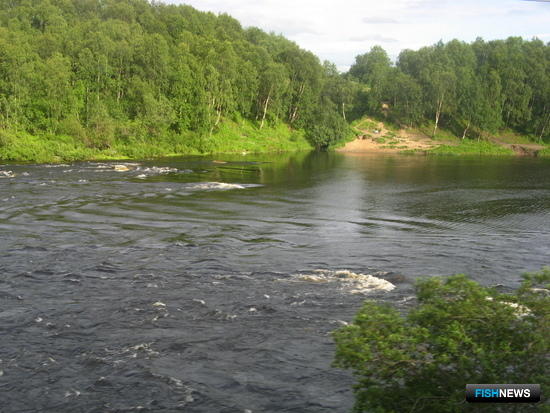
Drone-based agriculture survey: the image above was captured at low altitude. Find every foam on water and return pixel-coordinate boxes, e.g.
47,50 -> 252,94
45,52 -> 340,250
133,166 -> 191,179
85,162 -> 141,172
296,269 -> 396,294
485,296 -> 531,316
187,182 -> 249,191
136,166 -> 178,175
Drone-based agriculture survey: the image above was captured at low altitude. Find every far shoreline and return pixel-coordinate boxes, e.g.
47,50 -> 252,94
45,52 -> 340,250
338,118 -> 549,157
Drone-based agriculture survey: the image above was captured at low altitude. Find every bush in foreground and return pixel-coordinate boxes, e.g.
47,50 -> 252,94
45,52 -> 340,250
333,268 -> 550,412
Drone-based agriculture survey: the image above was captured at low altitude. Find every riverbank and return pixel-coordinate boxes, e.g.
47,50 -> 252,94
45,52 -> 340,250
0,120 -> 312,163
3,117 -> 549,164
337,118 -> 549,156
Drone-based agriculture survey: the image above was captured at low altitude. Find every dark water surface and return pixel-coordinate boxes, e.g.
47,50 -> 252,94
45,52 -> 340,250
1,152 -> 549,412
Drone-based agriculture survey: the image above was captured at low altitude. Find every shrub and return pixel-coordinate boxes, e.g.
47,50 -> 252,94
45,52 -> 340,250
0,129 -> 14,147
57,116 -> 87,141
333,269 -> 550,412
306,100 -> 352,150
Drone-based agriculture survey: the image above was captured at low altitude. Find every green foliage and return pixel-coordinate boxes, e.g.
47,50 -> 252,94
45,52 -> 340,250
349,38 -> 550,142
399,148 -> 424,155
538,146 -> 550,157
334,269 -> 550,412
0,130 -> 96,163
3,1 -> 547,161
201,119 -> 310,153
349,46 -> 392,116
0,119 -> 309,162
495,131 -> 537,145
306,99 -> 353,149
0,0 -> 357,162
352,119 -> 378,131
413,124 -> 460,142
429,140 -> 515,156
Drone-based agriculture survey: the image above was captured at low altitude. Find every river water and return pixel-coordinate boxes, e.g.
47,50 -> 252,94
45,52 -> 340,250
1,152 -> 549,412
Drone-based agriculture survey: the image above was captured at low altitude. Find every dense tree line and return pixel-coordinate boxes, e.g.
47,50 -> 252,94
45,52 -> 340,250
0,0 -> 350,151
348,38 -> 550,142
2,0 -> 547,155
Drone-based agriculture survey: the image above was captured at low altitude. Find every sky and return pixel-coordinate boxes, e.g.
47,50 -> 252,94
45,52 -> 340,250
165,0 -> 550,71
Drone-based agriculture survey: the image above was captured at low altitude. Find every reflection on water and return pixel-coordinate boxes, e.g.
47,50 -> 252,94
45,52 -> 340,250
0,152 -> 549,412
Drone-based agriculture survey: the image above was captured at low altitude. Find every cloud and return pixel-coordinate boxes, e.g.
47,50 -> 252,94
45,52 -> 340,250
256,17 -> 319,36
165,0 -> 550,70
349,34 -> 398,43
362,17 -> 401,24
506,8 -> 537,15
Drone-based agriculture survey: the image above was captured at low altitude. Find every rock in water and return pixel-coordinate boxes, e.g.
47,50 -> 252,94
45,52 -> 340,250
0,170 -> 15,178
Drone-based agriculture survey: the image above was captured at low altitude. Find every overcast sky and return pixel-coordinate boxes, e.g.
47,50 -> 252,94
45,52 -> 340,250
165,0 -> 550,71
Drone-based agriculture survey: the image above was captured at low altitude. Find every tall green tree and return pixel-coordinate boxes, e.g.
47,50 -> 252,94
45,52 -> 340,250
0,0 -> 354,151
349,46 -> 391,115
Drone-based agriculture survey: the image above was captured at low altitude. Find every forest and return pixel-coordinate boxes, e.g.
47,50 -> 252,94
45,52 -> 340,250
0,0 -> 548,162
348,38 -> 550,142
0,0 -> 350,161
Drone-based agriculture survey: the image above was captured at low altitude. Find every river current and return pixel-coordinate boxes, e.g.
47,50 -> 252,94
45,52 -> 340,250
1,152 -> 549,412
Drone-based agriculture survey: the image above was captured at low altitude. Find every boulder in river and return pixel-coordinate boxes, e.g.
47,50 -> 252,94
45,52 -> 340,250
114,165 -> 130,172
0,170 -> 15,178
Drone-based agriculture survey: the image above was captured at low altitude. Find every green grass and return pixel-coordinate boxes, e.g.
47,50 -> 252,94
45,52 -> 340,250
538,146 -> 550,157
0,130 -> 97,163
384,121 -> 401,132
0,120 -> 312,163
494,130 -> 537,145
351,118 -> 377,131
399,148 -> 425,155
196,119 -> 311,154
429,140 -> 515,156
418,125 -> 460,142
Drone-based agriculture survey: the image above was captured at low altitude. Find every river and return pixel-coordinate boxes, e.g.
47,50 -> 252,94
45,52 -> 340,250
1,152 -> 549,412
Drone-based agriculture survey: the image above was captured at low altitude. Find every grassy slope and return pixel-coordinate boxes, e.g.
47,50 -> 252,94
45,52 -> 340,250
356,117 -> 550,156
429,140 -> 516,156
2,115 -> 547,163
0,120 -> 312,163
416,123 -> 550,156
349,117 -> 519,155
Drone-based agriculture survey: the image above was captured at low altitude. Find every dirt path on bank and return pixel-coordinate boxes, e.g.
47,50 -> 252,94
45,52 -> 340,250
337,119 -> 547,156
337,120 -> 437,153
